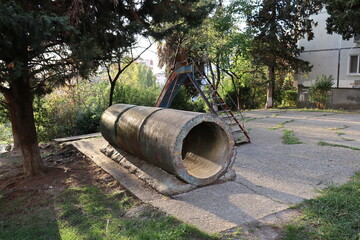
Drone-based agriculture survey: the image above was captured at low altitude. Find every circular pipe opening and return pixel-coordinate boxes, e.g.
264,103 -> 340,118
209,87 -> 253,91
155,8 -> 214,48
181,122 -> 230,179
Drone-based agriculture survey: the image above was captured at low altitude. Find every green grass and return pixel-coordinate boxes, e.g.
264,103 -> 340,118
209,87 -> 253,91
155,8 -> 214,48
342,138 -> 355,142
0,186 -> 215,240
244,117 -> 258,122
281,173 -> 360,240
282,130 -> 302,144
335,131 -> 345,136
269,119 -> 295,130
277,108 -> 356,114
318,141 -> 360,151
329,125 -> 350,130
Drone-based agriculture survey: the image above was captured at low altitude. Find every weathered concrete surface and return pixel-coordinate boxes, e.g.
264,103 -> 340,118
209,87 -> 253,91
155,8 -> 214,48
100,144 -> 236,196
54,132 -> 101,143
100,104 -> 234,186
100,144 -> 198,195
70,110 -> 360,235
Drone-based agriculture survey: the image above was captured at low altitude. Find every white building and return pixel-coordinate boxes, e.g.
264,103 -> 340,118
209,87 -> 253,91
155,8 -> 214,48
296,9 -> 360,109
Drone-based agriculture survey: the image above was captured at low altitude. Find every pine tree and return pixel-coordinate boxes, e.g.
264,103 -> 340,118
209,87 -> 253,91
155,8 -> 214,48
322,0 -> 360,39
0,0 -> 212,177
247,0 -> 322,108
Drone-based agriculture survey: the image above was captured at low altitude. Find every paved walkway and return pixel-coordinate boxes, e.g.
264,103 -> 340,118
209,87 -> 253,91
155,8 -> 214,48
70,110 -> 360,234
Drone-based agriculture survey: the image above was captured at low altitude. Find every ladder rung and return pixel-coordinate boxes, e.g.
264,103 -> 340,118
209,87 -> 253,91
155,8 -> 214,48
202,90 -> 215,94
232,129 -> 244,134
235,139 -> 251,145
220,115 -> 233,119
216,110 -> 230,114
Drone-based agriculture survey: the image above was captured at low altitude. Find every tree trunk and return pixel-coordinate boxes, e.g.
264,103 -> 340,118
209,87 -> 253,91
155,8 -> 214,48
109,81 -> 115,107
10,80 -> 44,177
237,87 -> 241,110
2,94 -> 21,151
265,66 -> 275,109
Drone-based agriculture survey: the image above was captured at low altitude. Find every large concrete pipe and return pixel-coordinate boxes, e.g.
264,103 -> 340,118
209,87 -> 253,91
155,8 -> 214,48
100,104 -> 234,186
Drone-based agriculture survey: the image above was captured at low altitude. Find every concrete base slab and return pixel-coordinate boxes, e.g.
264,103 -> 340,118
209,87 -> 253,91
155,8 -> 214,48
100,144 -> 197,195
100,144 -> 236,196
69,137 -> 293,233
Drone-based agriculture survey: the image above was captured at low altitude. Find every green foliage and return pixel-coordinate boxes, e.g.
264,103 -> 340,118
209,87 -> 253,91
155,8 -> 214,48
247,0 -> 323,71
309,75 -> 334,109
318,141 -> 360,151
322,0 -> 360,40
282,90 -> 298,107
0,0 -> 215,174
247,0 -> 322,108
224,87 -> 253,109
269,119 -> 295,130
281,173 -> 360,240
157,1 -> 267,111
34,80 -> 108,142
113,84 -> 160,107
0,122 -> 12,145
329,125 -> 350,130
282,129 -> 302,144
33,63 -> 162,142
171,87 -> 206,112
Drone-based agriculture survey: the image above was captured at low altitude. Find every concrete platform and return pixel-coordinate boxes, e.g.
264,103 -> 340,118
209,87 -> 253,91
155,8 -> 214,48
67,110 -> 360,234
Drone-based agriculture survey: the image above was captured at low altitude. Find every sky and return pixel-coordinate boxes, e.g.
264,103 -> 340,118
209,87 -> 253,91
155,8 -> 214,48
133,37 -> 163,74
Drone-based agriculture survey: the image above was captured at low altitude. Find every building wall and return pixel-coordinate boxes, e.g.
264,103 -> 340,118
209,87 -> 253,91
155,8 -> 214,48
298,86 -> 360,109
296,9 -> 360,109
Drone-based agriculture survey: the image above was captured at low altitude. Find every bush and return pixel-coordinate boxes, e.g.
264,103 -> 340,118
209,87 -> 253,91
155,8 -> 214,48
34,80 -> 109,142
74,108 -> 102,135
0,122 -> 12,145
309,75 -> 334,109
171,87 -> 206,112
113,84 -> 160,107
224,86 -> 256,110
282,90 -> 298,107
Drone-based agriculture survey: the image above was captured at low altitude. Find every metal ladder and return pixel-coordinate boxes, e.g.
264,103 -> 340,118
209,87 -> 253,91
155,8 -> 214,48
189,65 -> 251,145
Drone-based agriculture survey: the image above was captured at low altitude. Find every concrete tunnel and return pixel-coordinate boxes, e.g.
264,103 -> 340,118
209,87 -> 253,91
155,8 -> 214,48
100,104 -> 234,186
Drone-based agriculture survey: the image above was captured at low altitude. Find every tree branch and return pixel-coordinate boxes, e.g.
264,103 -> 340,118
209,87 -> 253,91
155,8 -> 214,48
120,41 -> 154,74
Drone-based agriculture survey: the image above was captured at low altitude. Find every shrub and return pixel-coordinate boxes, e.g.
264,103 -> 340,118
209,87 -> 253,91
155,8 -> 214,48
113,84 -> 160,107
224,86 -> 255,110
74,109 -> 102,135
170,86 -> 206,112
34,80 -> 109,142
309,75 -> 334,109
0,122 -> 12,145
282,90 -> 298,107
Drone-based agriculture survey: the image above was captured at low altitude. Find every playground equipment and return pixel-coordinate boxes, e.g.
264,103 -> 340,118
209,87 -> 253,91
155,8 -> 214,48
100,104 -> 234,186
155,64 -> 250,145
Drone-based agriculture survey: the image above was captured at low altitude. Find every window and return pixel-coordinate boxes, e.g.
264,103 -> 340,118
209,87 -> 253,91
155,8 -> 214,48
349,55 -> 360,74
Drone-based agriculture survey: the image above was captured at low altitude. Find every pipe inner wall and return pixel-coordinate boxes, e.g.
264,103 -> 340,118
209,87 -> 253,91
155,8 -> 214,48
182,122 -> 229,179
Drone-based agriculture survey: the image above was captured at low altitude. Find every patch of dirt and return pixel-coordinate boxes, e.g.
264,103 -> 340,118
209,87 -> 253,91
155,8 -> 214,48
0,143 -> 140,212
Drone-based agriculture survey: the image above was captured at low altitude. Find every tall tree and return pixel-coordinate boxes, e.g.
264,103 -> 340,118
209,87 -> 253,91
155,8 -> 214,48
321,0 -> 360,39
0,0 -> 212,177
158,0 -> 264,110
102,41 -> 153,106
247,0 -> 322,108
